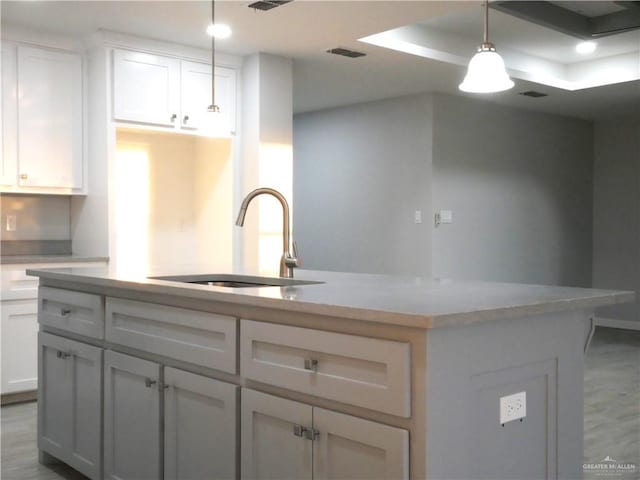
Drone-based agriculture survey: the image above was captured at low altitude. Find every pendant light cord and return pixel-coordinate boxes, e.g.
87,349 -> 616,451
209,0 -> 219,112
483,0 -> 489,44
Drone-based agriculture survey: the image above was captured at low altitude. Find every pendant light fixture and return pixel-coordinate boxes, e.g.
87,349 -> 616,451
459,1 -> 514,93
207,0 -> 220,114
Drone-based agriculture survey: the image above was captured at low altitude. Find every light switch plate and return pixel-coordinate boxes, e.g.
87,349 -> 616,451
435,210 -> 453,226
6,214 -> 16,232
500,391 -> 526,424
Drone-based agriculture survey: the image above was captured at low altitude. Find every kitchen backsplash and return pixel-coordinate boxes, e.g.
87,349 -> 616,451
1,194 -> 71,254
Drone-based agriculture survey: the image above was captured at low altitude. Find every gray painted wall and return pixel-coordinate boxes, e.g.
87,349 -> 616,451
431,94 -> 593,287
293,92 -> 594,288
293,94 -> 433,275
592,116 -> 640,323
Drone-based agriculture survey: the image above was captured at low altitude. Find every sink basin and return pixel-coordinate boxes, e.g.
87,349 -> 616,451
150,274 -> 323,288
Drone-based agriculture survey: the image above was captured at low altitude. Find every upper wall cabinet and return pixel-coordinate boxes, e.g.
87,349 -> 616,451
1,43 -> 85,194
112,49 -> 236,136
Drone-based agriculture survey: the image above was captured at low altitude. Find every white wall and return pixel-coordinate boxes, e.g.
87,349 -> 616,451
431,94 -> 593,286
293,92 -> 594,287
592,115 -> 640,325
293,94 -> 433,276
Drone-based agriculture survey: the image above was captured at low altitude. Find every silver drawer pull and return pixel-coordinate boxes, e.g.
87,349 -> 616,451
60,308 -> 72,316
56,350 -> 71,359
303,359 -> 318,372
304,428 -> 320,441
293,424 -> 307,437
144,378 -> 157,388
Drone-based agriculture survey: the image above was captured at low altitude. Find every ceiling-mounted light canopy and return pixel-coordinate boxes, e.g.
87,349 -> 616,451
459,1 -> 513,93
207,23 -> 232,39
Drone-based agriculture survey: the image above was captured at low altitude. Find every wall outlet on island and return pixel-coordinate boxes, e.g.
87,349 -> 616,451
500,391 -> 526,425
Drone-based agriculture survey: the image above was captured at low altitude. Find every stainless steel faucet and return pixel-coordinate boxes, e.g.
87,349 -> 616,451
235,188 -> 301,278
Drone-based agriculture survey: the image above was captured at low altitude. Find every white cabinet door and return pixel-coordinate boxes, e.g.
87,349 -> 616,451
180,60 -> 211,132
313,408 -> 409,480
180,61 -> 236,135
113,49 -> 180,127
1,42 -> 17,186
1,302 -> 38,394
104,350 -> 161,480
38,332 -> 102,479
17,46 -> 83,189
164,367 -> 238,480
214,65 -> 237,134
241,389 -> 313,480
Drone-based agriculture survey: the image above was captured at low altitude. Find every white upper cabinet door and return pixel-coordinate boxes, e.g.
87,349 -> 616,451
313,408 -> 409,480
17,46 -> 83,189
112,49 -> 180,127
241,389 -> 313,480
180,61 -> 236,135
1,42 -> 18,186
164,368 -> 238,480
180,60 -> 211,132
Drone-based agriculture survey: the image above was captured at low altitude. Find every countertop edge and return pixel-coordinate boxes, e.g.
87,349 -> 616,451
26,269 -> 634,329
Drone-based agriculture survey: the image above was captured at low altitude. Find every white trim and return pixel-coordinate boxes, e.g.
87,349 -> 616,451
1,24 -> 83,52
595,317 -> 640,331
85,30 -> 242,68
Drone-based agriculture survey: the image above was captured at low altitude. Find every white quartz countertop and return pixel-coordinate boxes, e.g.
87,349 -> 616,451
27,267 -> 634,329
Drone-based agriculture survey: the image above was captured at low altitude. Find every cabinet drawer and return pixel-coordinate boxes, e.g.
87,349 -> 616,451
106,298 -> 237,373
39,287 -> 104,339
240,320 -> 411,417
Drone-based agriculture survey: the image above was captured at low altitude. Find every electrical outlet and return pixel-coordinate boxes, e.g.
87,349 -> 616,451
6,214 -> 17,232
500,391 -> 526,425
414,210 -> 422,224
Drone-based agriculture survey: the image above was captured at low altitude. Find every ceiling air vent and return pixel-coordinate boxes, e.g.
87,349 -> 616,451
326,47 -> 366,59
520,91 -> 548,98
248,0 -> 292,11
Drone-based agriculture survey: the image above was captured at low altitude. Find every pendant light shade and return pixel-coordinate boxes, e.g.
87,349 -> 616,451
459,2 -> 513,93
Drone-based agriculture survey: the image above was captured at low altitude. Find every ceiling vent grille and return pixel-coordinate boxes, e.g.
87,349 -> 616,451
520,91 -> 548,98
326,47 -> 366,58
248,0 -> 292,12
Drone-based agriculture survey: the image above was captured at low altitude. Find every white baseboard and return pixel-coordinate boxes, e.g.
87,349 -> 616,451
595,317 -> 640,331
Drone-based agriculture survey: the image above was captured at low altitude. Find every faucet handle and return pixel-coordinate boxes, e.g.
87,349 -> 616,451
285,241 -> 302,268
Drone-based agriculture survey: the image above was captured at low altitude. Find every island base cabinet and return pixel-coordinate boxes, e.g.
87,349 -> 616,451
241,389 -> 409,480
104,351 -> 161,480
38,332 -> 102,480
313,408 -> 409,480
164,367 -> 238,480
242,389 -> 313,480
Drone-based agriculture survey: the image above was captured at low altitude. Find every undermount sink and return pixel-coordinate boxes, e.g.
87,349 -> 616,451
150,274 -> 323,288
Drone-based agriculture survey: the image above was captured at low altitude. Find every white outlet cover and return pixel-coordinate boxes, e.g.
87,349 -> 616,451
500,391 -> 526,424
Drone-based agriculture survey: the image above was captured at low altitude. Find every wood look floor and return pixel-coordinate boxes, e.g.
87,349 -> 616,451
1,327 -> 638,480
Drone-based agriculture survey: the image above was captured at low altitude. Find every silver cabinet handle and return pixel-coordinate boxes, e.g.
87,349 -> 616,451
304,428 -> 320,441
183,115 -> 189,124
60,308 -> 72,316
293,424 -> 307,437
170,114 -> 177,122
19,173 -> 28,180
144,378 -> 157,388
304,359 -> 318,372
293,425 -> 319,440
56,350 -> 71,359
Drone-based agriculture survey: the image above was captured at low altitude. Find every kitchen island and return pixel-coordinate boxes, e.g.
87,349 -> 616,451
28,267 -> 633,480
